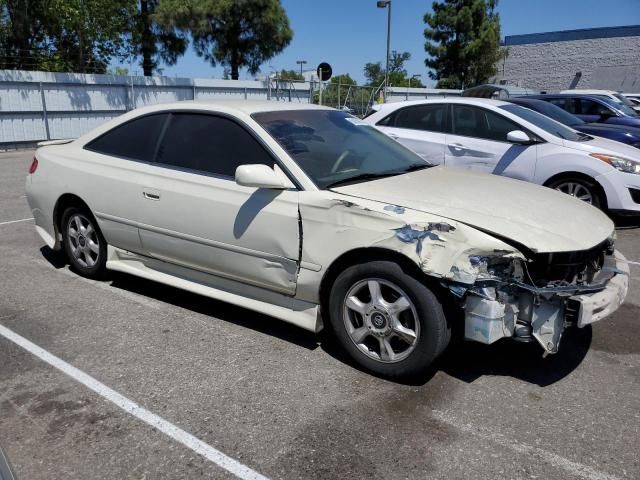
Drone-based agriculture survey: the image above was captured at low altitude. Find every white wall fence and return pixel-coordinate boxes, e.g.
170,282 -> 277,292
0,69 -> 459,147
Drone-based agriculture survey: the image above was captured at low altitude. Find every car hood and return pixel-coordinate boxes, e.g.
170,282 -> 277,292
331,167 -> 614,253
578,123 -> 640,139
562,135 -> 640,159
581,122 -> 640,134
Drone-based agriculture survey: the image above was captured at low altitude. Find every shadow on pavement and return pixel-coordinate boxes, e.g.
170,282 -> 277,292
39,246 -> 591,387
613,214 -> 640,230
109,272 -> 321,352
437,326 -> 592,387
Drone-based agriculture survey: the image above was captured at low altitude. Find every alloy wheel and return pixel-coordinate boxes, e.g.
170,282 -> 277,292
342,278 -> 420,363
554,181 -> 594,204
67,213 -> 100,268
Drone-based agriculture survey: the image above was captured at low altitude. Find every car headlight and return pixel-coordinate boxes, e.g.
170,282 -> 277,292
590,153 -> 640,174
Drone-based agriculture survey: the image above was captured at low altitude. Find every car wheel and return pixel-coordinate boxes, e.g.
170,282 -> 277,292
548,177 -> 604,208
61,206 -> 107,278
328,261 -> 449,379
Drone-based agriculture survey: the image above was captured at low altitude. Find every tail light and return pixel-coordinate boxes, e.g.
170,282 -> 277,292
29,157 -> 38,174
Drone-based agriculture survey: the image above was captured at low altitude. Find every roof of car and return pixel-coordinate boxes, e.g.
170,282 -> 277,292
130,100 -> 334,116
525,93 -> 611,102
373,97 -> 511,112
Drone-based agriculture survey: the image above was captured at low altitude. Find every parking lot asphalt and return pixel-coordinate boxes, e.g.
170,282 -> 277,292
0,149 -> 639,480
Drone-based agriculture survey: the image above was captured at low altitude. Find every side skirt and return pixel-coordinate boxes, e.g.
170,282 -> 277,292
105,246 -> 322,333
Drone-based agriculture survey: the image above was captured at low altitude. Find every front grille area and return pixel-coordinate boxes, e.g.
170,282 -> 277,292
629,188 -> 640,204
525,239 -> 613,286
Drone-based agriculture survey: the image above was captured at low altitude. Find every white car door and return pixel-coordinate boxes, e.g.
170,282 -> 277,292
137,112 -> 300,295
375,104 -> 447,165
80,113 -> 169,254
445,104 -> 537,181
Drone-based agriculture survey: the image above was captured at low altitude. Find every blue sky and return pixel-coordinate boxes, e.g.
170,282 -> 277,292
116,0 -> 640,84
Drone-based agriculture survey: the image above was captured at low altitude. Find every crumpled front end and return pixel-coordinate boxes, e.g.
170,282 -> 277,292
450,238 -> 629,354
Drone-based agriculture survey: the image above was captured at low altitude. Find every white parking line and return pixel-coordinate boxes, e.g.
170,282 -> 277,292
432,410 -> 622,480
0,323 -> 270,480
0,218 -> 33,226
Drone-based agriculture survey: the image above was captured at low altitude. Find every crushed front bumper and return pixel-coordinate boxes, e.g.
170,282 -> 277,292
463,250 -> 630,354
570,250 -> 629,327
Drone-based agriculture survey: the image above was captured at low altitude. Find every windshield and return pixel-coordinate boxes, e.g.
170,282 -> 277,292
500,104 -> 586,141
516,100 -> 584,126
599,96 -> 639,116
613,93 -> 638,109
253,110 -> 430,189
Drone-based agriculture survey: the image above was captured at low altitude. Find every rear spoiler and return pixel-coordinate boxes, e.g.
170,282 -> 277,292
36,138 -> 75,147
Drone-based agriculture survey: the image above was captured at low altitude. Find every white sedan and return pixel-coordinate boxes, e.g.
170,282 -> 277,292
26,101 -> 629,378
364,98 -> 640,213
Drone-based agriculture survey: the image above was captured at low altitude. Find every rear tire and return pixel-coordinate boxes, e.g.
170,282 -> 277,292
328,261 -> 449,379
61,206 -> 107,279
547,176 -> 604,209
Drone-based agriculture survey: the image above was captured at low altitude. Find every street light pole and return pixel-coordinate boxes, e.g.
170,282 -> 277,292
408,74 -> 421,100
296,60 -> 307,77
377,1 -> 391,102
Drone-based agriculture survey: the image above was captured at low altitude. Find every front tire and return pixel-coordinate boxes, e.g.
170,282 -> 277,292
61,206 -> 107,279
328,261 -> 449,379
547,176 -> 604,209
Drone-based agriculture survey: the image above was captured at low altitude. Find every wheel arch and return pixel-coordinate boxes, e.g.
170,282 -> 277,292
542,171 -> 609,209
318,247 -> 445,321
53,193 -> 94,244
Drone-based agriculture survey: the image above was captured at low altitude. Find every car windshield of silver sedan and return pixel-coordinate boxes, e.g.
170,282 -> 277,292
253,109 -> 431,189
500,104 -> 588,142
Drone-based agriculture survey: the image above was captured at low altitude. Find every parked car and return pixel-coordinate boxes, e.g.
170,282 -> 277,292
26,101 -> 629,378
527,93 -> 640,128
364,98 -> 640,212
505,97 -> 640,148
560,89 -> 639,111
626,97 -> 640,113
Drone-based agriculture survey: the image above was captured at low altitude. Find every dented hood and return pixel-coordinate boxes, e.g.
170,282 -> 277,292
331,167 -> 614,253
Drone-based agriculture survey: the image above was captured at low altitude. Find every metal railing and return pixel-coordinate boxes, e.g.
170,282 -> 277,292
0,69 -> 459,148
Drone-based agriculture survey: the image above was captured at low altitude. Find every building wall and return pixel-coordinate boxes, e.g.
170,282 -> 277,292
495,26 -> 640,92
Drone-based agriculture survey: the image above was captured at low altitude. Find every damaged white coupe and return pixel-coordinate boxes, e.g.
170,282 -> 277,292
26,102 -> 629,378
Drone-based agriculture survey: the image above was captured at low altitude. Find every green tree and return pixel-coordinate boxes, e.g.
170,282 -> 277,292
132,0 -> 187,76
315,73 -> 357,106
277,69 -> 303,81
363,51 -> 425,88
424,0 -> 504,89
108,66 -> 130,75
0,0 -> 135,73
156,0 -> 293,80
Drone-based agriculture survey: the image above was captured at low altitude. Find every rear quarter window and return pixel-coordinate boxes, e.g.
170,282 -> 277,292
85,114 -> 168,162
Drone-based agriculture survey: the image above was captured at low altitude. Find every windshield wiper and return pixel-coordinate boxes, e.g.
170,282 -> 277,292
576,132 -> 592,141
325,171 -> 403,189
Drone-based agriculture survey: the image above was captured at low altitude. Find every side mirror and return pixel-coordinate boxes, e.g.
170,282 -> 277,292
506,130 -> 532,144
235,164 -> 288,189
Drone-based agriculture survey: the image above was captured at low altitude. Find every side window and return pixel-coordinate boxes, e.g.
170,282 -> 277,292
482,109 -> 521,142
452,105 -> 481,138
85,114 -> 168,161
548,98 -> 567,109
452,105 -> 520,142
579,99 -> 607,115
156,113 -> 274,177
390,104 -> 447,133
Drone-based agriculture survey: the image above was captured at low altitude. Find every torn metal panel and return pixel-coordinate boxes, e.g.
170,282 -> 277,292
461,251 -> 630,354
295,190 -> 524,304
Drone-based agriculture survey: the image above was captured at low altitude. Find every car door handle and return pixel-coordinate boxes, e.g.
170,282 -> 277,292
143,191 -> 160,201
448,143 -> 466,151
